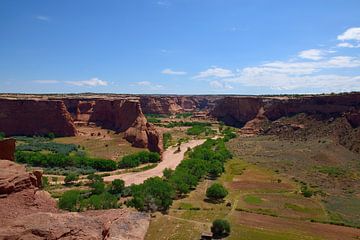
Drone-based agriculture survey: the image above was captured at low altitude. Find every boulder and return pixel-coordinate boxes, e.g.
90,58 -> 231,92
0,160 -> 41,195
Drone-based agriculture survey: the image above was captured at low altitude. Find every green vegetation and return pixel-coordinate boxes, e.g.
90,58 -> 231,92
315,166 -> 346,177
186,125 -> 214,136
118,151 -> 160,169
221,127 -> 237,142
64,172 -> 79,185
211,219 -> 231,238
44,166 -> 96,175
16,151 -> 117,171
163,132 -> 172,149
145,113 -> 169,118
128,177 -> 175,212
206,183 -> 228,202
58,176 -> 122,211
127,139 -> 232,212
244,195 -> 263,205
147,117 -> 161,124
0,132 -> 5,140
15,136 -> 78,155
165,121 -> 211,128
175,112 -> 193,118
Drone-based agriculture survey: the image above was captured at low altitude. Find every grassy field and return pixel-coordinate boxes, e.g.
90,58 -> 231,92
145,136 -> 360,240
54,126 -> 142,160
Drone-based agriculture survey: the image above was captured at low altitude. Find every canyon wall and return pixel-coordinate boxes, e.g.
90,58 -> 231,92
0,99 -> 77,137
61,98 -> 163,153
211,93 -> 360,126
139,95 -> 222,114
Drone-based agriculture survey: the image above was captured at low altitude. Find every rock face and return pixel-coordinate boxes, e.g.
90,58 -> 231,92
0,160 -> 42,195
0,210 -> 150,240
0,138 -> 16,161
0,160 -> 150,239
0,99 -> 77,137
211,93 -> 360,127
62,98 -> 164,153
139,95 -> 222,114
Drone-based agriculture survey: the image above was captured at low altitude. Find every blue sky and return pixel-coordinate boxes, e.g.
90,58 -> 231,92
1,0 -> 360,94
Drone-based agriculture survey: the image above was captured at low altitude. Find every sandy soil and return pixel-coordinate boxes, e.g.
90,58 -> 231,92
104,139 -> 206,186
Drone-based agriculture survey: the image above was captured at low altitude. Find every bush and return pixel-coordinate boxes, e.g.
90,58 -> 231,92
163,132 -> 172,149
90,181 -> 106,195
163,168 -> 174,180
109,179 -> 125,195
118,151 -> 160,169
128,177 -> 174,212
206,183 -> 228,202
211,219 -> 231,238
64,172 -> 79,185
81,192 -> 118,210
15,151 -> 117,171
58,190 -> 81,211
0,132 -> 5,140
208,160 -> 224,178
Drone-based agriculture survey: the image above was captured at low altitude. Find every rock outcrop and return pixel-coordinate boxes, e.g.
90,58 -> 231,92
0,160 -> 42,195
0,99 -> 77,137
0,138 -> 16,161
0,160 -> 150,239
62,98 -> 164,153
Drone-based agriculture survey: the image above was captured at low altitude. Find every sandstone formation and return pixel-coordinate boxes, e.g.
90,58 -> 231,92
0,160 -> 150,239
0,160 -> 42,195
139,95 -> 222,114
0,98 -> 77,137
62,98 -> 164,153
211,93 -> 360,127
0,138 -> 16,161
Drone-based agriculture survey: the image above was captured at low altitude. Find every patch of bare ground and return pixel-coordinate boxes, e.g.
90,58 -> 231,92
231,211 -> 360,240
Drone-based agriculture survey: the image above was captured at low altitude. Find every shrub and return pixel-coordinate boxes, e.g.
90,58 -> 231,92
118,151 -> 160,169
0,132 -> 5,140
64,172 -> 79,185
90,181 -> 106,195
128,177 -> 174,212
163,132 -> 172,149
211,219 -> 231,238
109,179 -> 125,195
206,183 -> 228,202
82,192 -> 118,210
208,160 -> 224,178
58,190 -> 81,211
163,168 -> 174,180
47,132 -> 56,140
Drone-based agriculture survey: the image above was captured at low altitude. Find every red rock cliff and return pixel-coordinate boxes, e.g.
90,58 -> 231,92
0,99 -> 77,137
211,93 -> 360,127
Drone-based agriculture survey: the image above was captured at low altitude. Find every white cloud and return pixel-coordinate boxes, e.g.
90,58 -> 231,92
157,1 -> 170,6
132,81 -> 164,89
298,49 -> 324,60
337,27 -> 360,41
209,80 -> 233,90
193,67 -> 234,79
66,78 -> 108,87
337,42 -> 360,48
161,68 -> 187,75
33,80 -> 59,84
35,15 -> 50,21
134,81 -> 151,86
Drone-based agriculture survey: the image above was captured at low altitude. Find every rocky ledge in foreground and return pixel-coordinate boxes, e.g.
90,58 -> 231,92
0,160 -> 150,240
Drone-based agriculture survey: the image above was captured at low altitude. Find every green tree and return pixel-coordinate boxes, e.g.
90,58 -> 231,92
64,172 -> 79,185
128,177 -> 174,212
163,168 -> 174,180
0,132 -> 5,140
91,181 -> 105,195
208,161 -> 224,178
211,219 -> 231,238
58,190 -> 81,211
109,179 -> 125,195
206,183 -> 228,202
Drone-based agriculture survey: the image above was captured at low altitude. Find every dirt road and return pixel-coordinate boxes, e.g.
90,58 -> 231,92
104,139 -> 206,186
